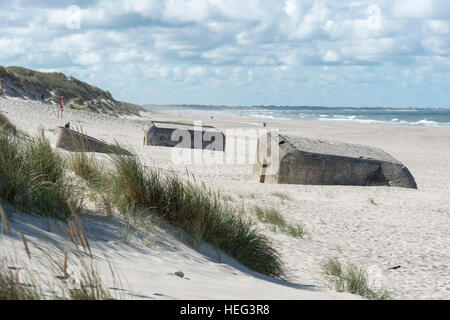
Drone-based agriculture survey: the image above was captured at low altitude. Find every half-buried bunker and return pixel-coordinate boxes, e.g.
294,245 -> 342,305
143,121 -> 226,151
252,133 -> 417,189
52,126 -> 130,155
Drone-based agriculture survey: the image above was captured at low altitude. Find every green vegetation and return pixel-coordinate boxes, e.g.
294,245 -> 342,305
0,112 -> 285,281
0,252 -> 113,300
0,128 -> 82,219
285,223 -> 308,239
253,206 -> 308,239
68,148 -> 285,278
0,66 -> 143,116
69,150 -> 105,186
254,206 -> 287,228
222,195 -> 234,202
68,144 -> 286,277
272,192 -> 292,201
0,112 -> 17,135
105,153 -> 285,278
67,265 -> 113,300
0,265 -> 40,300
0,205 -> 115,300
322,257 -> 391,300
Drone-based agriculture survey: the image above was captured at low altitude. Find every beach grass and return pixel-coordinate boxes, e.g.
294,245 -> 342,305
66,258 -> 113,300
253,206 -> 308,239
0,128 -> 82,219
90,150 -> 286,278
285,223 -> 308,239
24,130 -> 66,183
0,131 -> 25,203
0,112 -> 285,279
322,257 -> 391,300
369,197 -> 378,206
0,264 -> 40,300
0,111 -> 17,135
222,195 -> 234,202
0,243 -> 114,301
0,203 -> 116,300
254,206 -> 287,228
271,192 -> 292,201
67,144 -> 285,277
69,150 -> 105,185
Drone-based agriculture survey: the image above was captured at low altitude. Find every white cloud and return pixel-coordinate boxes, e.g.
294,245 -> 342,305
164,0 -> 212,23
284,0 -> 302,21
187,66 -> 207,77
292,2 -> 330,39
422,37 -> 450,55
392,0 -> 432,18
2,0 -> 450,106
425,20 -> 450,35
71,52 -> 101,65
120,0 -> 165,18
322,50 -> 340,62
0,37 -> 24,58
391,0 -> 450,19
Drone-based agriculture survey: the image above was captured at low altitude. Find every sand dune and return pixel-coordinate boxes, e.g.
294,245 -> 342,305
1,97 -> 449,299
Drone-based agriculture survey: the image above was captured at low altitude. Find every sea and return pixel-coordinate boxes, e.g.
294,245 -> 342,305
160,105 -> 450,126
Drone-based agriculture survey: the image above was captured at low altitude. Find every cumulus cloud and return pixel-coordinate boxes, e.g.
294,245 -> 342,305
322,50 -> 340,63
0,0 -> 449,106
71,52 -> 101,65
0,37 -> 25,58
392,0 -> 450,19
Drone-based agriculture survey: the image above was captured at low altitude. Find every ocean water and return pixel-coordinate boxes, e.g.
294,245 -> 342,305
173,105 -> 450,126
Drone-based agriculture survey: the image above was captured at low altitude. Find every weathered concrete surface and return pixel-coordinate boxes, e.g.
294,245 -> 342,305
52,127 -> 129,154
143,121 -> 226,151
252,133 -> 417,189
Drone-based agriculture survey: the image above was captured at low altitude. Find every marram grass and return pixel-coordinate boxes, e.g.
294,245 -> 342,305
72,148 -> 286,279
322,257 -> 391,300
106,151 -> 285,278
253,206 -> 308,239
0,128 -> 82,219
0,111 -> 18,136
0,203 -> 116,300
0,112 -> 286,279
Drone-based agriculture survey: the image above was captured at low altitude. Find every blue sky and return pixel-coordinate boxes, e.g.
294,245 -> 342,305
1,0 -> 450,108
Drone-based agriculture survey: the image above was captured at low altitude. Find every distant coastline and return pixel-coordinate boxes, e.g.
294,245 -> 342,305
143,104 -> 450,126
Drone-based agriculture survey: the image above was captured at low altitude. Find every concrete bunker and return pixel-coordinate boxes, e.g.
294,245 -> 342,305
143,121 -> 226,151
52,127 -> 129,155
252,133 -> 417,189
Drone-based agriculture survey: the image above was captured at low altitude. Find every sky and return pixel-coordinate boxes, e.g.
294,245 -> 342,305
1,0 -> 450,108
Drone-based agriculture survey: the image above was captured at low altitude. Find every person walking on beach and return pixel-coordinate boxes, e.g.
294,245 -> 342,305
41,93 -> 45,104
59,97 -> 64,119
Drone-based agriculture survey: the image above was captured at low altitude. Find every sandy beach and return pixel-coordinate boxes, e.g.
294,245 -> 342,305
0,97 -> 449,300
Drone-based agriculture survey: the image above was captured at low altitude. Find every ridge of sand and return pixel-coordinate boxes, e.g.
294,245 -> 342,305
1,98 -> 449,299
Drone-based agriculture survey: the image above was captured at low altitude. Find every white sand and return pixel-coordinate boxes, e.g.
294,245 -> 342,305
1,97 -> 449,300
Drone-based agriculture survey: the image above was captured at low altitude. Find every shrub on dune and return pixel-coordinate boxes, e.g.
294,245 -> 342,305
24,131 -> 66,183
0,133 -> 26,203
0,112 -> 17,136
69,150 -> 105,185
109,151 -> 149,207
322,257 -> 391,300
0,128 -> 81,219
